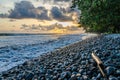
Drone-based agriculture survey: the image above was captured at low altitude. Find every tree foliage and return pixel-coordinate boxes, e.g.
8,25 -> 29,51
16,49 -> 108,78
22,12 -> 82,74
72,0 -> 120,33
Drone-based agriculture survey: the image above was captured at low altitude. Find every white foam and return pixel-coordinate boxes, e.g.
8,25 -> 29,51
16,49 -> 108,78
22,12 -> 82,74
0,33 -> 97,73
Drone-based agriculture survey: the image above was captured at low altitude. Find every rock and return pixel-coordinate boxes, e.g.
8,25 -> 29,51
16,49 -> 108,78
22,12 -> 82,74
2,73 -> 9,77
106,66 -> 116,75
60,72 -> 68,79
56,68 -> 62,73
79,69 -> 84,74
96,73 -> 101,79
53,70 -> 58,75
82,75 -> 88,80
52,62 -> 57,65
53,76 -> 58,80
72,72 -> 77,75
81,61 -> 86,65
25,73 -> 34,80
39,74 -> 46,80
40,68 -> 46,74
64,61 -> 69,66
57,63 -> 62,68
92,77 -> 96,80
16,74 -> 24,80
72,66 -> 77,72
70,74 -> 77,80
116,70 -> 120,75
22,62 -> 28,66
0,77 -> 2,80
117,77 -> 120,80
47,69 -> 53,74
40,77 -> 46,80
60,71 -> 71,79
58,78 -> 62,80
66,67 -> 71,71
66,71 -> 72,78
109,76 -> 118,80
73,53 -> 80,60
76,73 -> 81,77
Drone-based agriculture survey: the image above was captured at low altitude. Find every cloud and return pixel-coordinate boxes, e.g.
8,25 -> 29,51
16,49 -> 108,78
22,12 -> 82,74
0,13 -> 8,18
50,6 -> 72,21
9,1 -> 35,18
54,0 -> 71,2
8,0 -> 79,22
9,1 -> 50,20
36,7 -> 50,20
20,23 -> 78,32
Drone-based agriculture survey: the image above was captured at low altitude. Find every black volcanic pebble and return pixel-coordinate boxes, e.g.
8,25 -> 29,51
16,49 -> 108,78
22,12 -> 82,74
25,73 -> 34,80
106,66 -> 116,75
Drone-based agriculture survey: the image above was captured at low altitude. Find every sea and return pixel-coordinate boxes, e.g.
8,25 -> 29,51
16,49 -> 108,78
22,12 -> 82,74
0,33 -> 97,73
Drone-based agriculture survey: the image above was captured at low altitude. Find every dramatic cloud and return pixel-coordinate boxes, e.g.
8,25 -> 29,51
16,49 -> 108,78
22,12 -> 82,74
8,0 -> 79,22
35,7 -> 50,20
9,1 -> 50,20
9,1 -> 35,18
50,6 -> 72,21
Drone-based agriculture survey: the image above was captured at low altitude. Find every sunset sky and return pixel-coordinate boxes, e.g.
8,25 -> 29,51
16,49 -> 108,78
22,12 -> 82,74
0,0 -> 83,33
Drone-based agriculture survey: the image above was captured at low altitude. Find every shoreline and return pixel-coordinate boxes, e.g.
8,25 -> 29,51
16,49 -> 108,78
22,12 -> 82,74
0,33 -> 97,73
0,34 -> 120,79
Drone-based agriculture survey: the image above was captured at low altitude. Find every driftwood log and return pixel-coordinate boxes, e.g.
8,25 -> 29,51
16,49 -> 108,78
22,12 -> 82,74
91,52 -> 106,78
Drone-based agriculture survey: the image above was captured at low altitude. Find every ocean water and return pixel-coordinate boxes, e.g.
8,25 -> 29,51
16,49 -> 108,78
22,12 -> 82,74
0,33 -> 97,73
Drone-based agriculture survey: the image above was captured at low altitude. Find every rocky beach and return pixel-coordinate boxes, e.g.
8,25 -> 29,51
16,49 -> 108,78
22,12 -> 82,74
0,34 -> 120,80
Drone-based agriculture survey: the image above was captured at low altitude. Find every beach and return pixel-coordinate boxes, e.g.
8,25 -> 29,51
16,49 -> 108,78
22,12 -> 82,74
0,33 -> 96,73
0,34 -> 120,80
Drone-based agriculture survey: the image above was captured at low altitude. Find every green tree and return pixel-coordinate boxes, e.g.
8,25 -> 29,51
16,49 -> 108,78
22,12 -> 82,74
72,0 -> 120,33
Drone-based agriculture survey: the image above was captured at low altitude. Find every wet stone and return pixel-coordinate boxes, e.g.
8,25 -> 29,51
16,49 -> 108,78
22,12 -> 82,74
82,75 -> 88,80
60,72 -> 68,79
70,74 -> 77,80
109,76 -> 118,80
76,73 -> 81,77
96,73 -> 101,79
0,77 -> 2,80
47,69 -> 53,74
25,73 -> 34,80
79,69 -> 84,74
40,68 -> 46,74
53,76 -> 58,80
106,66 -> 116,75
72,66 -> 77,72
116,70 -> 120,75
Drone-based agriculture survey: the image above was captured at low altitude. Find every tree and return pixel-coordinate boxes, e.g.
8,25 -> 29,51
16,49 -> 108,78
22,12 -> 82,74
72,0 -> 120,33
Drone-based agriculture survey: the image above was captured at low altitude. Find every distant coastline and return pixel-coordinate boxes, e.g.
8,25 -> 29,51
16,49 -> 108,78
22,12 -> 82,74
0,33 -> 65,36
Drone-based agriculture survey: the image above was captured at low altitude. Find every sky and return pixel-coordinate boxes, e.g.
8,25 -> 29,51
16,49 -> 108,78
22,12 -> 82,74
0,0 -> 83,34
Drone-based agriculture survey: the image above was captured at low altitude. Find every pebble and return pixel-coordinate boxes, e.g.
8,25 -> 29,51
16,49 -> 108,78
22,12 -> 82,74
25,73 -> 34,80
70,74 -> 77,80
109,76 -> 118,80
76,73 -> 81,77
116,70 -> 120,75
0,34 -> 120,79
72,66 -> 77,72
106,66 -> 116,75
60,72 -> 68,79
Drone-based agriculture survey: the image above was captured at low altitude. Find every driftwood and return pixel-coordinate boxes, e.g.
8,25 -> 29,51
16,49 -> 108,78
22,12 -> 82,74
91,52 -> 106,78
